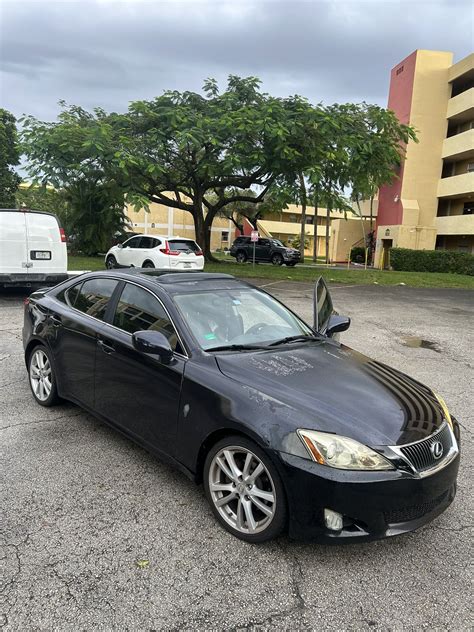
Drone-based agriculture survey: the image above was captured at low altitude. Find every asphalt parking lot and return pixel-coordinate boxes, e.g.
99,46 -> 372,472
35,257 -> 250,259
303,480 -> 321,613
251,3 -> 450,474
1,280 -> 473,631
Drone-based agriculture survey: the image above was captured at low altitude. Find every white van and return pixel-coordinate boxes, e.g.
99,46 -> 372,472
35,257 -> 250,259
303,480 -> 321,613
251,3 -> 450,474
0,209 -> 68,288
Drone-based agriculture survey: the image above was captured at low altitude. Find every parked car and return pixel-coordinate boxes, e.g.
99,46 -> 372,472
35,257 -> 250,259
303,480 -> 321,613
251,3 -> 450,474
23,271 -> 460,543
105,234 -> 204,271
230,236 -> 301,266
0,208 -> 68,288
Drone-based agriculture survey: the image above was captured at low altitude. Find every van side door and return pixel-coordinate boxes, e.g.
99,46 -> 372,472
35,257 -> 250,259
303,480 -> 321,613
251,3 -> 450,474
0,211 -> 28,275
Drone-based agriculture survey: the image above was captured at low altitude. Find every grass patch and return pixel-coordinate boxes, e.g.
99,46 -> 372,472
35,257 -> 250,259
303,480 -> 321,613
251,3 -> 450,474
68,255 -> 474,289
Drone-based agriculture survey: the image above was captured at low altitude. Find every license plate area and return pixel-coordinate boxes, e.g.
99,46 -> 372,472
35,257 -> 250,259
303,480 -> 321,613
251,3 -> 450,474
30,251 -> 52,260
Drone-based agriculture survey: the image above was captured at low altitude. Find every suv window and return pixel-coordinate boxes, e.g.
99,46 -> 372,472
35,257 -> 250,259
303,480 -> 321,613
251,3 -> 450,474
74,278 -> 119,320
123,236 -> 142,249
168,239 -> 201,253
139,236 -> 160,249
258,239 -> 270,246
112,283 -> 180,351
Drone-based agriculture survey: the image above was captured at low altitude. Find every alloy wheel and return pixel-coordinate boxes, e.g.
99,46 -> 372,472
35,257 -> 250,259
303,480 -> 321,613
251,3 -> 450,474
208,446 -> 276,535
30,349 -> 52,402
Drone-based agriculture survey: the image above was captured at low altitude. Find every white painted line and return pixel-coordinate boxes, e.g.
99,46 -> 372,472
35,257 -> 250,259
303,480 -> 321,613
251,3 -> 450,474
257,280 -> 287,288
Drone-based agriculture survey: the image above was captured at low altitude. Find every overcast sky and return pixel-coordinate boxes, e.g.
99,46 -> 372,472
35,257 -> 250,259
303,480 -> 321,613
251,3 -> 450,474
1,0 -> 473,123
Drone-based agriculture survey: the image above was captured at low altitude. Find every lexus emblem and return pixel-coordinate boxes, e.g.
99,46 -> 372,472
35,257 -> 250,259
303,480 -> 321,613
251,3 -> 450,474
431,441 -> 443,460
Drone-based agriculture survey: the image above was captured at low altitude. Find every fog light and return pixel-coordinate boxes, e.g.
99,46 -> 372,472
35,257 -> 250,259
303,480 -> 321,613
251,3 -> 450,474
324,508 -> 343,531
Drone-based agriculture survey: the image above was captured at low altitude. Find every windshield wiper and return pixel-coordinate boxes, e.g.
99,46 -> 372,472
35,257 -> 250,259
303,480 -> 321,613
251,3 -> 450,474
206,343 -> 269,353
268,335 -> 317,347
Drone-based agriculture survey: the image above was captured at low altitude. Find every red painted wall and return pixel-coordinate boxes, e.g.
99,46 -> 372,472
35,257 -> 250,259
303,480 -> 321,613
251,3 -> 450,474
377,50 -> 417,227
235,217 -> 254,237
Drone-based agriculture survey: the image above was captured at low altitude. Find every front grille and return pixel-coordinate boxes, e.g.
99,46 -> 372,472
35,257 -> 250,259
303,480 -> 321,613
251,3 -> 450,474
384,491 -> 448,524
399,423 -> 453,473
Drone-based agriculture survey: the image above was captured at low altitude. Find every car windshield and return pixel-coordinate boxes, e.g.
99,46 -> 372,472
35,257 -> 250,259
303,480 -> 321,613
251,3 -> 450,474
173,287 -> 315,350
271,239 -> 284,247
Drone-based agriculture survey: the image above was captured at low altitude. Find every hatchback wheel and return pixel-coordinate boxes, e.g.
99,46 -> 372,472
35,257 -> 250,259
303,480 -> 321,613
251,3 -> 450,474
28,346 -> 59,407
236,251 -> 247,264
271,254 -> 283,266
106,255 -> 117,269
204,436 -> 287,542
143,261 -> 155,268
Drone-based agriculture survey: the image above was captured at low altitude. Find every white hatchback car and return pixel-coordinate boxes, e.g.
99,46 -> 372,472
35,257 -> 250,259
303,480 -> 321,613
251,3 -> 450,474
105,235 -> 205,271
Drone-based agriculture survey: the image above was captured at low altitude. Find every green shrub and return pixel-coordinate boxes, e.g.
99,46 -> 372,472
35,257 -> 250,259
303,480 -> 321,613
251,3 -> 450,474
350,246 -> 371,263
390,248 -> 474,275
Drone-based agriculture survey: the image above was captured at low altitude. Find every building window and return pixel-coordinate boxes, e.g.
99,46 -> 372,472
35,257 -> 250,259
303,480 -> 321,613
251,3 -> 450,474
463,202 -> 474,215
396,65 -> 404,75
306,216 -> 314,225
467,163 -> 474,173
221,231 -> 229,242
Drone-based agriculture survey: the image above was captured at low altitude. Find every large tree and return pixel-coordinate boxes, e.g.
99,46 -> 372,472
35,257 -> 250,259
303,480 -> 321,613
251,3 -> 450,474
0,109 -> 21,208
21,78 -> 323,260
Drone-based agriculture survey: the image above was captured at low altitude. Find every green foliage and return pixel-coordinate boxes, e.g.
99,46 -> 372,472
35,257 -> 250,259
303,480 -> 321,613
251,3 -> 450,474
390,248 -> 473,276
350,246 -> 367,263
20,105 -> 127,255
289,232 -> 310,250
16,184 -> 68,217
0,109 -> 21,208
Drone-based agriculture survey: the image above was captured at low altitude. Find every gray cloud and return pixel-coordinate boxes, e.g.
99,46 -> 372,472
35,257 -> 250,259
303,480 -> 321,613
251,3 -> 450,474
0,0 -> 472,123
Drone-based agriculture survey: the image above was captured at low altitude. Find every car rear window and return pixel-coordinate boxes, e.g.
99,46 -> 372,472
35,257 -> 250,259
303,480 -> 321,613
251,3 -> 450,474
74,278 -> 119,321
168,240 -> 201,253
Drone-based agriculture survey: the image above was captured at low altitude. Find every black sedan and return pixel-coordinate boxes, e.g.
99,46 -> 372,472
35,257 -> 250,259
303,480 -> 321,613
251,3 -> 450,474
22,270 -> 460,543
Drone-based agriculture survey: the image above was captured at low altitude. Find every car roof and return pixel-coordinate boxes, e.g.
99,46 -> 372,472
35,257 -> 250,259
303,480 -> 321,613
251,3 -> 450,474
77,269 -> 250,293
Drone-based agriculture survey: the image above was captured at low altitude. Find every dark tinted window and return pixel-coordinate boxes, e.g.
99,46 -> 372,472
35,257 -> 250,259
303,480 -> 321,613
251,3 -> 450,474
258,239 -> 270,246
140,236 -> 160,249
113,283 -> 179,350
168,239 -> 201,253
75,278 -> 118,321
56,282 -> 82,307
124,236 -> 142,248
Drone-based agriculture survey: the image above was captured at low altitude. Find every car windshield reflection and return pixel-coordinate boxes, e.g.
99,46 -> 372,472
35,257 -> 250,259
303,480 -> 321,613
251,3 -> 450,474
172,288 -> 314,350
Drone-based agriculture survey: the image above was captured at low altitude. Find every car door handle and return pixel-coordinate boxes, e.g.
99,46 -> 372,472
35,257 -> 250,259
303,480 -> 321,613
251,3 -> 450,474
51,314 -> 62,327
97,338 -> 115,354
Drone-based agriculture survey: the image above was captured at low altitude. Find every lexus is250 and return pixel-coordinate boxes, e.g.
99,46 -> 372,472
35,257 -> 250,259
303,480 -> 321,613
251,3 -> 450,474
23,270 -> 460,542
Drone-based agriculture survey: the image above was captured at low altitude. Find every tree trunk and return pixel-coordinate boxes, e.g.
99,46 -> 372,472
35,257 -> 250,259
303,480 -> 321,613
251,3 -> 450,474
298,172 -> 307,260
312,187 -> 318,263
204,211 -> 219,263
325,185 -> 331,265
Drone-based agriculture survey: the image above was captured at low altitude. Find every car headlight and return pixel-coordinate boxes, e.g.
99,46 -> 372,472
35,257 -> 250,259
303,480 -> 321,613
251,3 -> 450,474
433,392 -> 453,429
297,429 -> 394,471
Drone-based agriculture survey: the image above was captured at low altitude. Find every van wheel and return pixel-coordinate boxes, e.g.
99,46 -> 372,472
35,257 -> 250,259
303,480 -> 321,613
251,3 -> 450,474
236,251 -> 247,264
28,346 -> 59,407
143,261 -> 155,268
106,255 -> 117,269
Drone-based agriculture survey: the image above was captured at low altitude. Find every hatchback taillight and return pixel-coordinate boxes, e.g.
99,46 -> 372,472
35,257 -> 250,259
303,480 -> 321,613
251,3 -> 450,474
60,228 -> 67,243
195,250 -> 203,256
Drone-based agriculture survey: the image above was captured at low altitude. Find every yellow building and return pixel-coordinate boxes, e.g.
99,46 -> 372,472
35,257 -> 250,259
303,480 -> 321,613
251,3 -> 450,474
126,202 -> 236,251
374,50 -> 474,268
257,202 -> 377,260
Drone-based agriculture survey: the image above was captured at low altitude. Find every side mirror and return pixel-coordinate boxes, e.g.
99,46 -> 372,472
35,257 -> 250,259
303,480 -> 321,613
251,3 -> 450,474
326,315 -> 351,338
132,330 -> 174,364
117,243 -> 123,249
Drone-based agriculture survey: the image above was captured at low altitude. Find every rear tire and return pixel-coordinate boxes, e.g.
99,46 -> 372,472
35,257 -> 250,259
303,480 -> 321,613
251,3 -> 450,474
203,435 -> 287,543
271,254 -> 283,266
143,260 -> 155,268
236,251 -> 248,264
106,255 -> 117,269
28,346 -> 59,407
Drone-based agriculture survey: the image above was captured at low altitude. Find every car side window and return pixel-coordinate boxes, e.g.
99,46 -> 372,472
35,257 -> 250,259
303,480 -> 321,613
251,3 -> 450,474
139,237 -> 156,249
74,278 -> 119,321
112,283 -> 180,351
124,236 -> 142,249
56,282 -> 82,307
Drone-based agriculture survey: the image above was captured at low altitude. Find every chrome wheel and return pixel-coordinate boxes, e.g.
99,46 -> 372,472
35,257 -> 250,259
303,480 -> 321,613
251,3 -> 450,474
29,349 -> 52,402
208,446 -> 276,535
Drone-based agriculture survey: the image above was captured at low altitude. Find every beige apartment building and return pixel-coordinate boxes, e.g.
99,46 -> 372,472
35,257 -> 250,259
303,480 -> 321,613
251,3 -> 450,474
374,50 -> 474,267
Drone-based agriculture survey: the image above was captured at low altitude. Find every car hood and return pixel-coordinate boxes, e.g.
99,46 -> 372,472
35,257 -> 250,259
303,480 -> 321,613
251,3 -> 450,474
215,341 -> 445,447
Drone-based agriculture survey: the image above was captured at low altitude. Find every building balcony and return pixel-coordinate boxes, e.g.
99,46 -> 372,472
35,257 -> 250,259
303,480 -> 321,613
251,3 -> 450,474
446,87 -> 474,122
436,214 -> 474,236
442,129 -> 474,161
257,220 -> 329,238
437,172 -> 474,199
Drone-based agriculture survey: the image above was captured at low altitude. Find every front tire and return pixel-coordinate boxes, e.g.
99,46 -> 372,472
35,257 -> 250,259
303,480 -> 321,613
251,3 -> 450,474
203,435 -> 287,543
28,346 -> 59,407
236,251 -> 247,264
271,254 -> 283,266
106,255 -> 117,269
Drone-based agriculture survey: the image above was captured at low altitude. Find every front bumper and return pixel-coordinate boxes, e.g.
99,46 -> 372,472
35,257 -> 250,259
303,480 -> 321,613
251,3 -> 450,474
0,273 -> 68,288
278,446 -> 460,542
